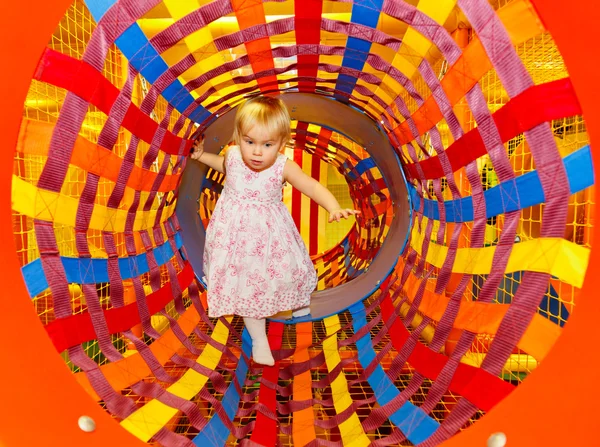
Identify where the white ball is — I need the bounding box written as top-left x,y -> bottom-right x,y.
78,415 -> 96,433
487,432 -> 507,447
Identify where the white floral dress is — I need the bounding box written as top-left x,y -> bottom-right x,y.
203,145 -> 317,318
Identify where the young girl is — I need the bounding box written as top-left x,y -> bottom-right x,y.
190,96 -> 358,366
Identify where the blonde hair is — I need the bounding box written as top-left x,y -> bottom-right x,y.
232,96 -> 291,146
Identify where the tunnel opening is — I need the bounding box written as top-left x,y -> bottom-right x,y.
177,92 -> 411,321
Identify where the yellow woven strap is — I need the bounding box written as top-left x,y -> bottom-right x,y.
391,0 -> 457,81
410,216 -> 589,288
121,316 -> 232,442
12,175 -> 176,232
323,315 -> 371,447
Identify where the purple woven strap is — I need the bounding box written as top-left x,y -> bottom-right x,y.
119,123 -> 165,340
71,63 -> 139,364
197,387 -> 257,439
370,428 -> 408,446
102,229 -> 189,387
163,219 -> 186,267
149,0 -> 234,53
34,219 -> 138,416
181,41 -> 421,121
170,354 -> 231,394
131,380 -> 209,431
379,0 -> 461,124
151,428 -> 196,447
68,345 -> 138,418
143,154 -> 172,212
36,0 -> 161,192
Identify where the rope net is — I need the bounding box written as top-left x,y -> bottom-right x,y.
11,0 -> 592,445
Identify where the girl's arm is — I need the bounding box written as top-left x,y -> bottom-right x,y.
190,138 -> 226,173
283,159 -> 359,222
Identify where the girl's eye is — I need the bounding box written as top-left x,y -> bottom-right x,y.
246,140 -> 253,145
265,143 -> 272,148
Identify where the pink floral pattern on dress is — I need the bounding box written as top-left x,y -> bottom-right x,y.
203,146 -> 317,318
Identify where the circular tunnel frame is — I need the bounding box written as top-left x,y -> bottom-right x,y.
176,92 -> 411,322
1,1 -> 599,446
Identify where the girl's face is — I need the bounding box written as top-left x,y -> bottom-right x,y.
239,125 -> 286,172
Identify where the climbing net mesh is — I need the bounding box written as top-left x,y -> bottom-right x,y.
12,0 -> 592,445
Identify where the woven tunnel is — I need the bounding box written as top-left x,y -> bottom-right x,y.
2,0 -> 598,446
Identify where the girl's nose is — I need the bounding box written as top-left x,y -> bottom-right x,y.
252,145 -> 262,156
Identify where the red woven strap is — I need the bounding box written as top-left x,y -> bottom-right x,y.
34,48 -> 192,156
45,262 -> 194,352
403,78 -> 581,179
250,322 -> 285,446
294,0 -> 322,92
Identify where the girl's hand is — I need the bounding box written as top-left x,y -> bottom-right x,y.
190,137 -> 204,161
328,209 -> 360,223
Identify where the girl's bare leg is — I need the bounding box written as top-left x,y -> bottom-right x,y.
243,317 -> 275,366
